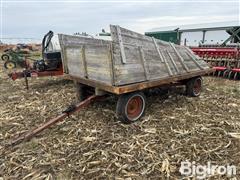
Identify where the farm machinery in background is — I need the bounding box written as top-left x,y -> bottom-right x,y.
183,27 -> 240,80
1,48 -> 31,69
145,24 -> 240,80
191,44 -> 240,80
7,31 -> 63,83
5,30 -> 111,85
1,43 -> 42,69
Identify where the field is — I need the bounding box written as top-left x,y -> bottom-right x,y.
0,62 -> 240,179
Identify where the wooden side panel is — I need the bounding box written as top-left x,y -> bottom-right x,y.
58,34 -> 113,85
112,44 -> 146,85
110,25 -> 210,86
59,26 -> 210,87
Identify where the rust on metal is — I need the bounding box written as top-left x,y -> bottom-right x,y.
9,66 -> 64,81
9,95 -> 103,146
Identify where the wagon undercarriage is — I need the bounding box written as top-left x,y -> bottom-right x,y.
58,25 -> 212,123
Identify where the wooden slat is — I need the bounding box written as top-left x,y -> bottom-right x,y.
114,63 -> 146,85
62,47 -> 69,73
160,50 -> 173,76
58,34 -> 110,46
138,46 -> 150,80
116,26 -> 127,64
58,35 -> 67,73
152,37 -> 164,63
108,43 -> 115,85
184,47 -> 205,70
169,42 -> 190,72
111,25 -> 169,46
81,45 -> 88,78
166,50 -> 180,74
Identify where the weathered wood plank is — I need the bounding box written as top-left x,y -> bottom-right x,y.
159,50 -> 173,76
147,64 -> 169,79
169,42 -> 190,72
114,63 -> 146,85
108,43 -> 115,85
116,26 -> 127,64
65,47 -> 84,77
112,43 -> 141,65
62,47 -> 69,73
166,50 -> 180,74
81,45 -> 88,78
59,34 -> 111,46
152,37 -> 164,63
184,47 -> 207,70
138,46 -> 150,80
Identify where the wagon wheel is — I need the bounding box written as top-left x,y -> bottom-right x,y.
186,76 -> 202,97
1,54 -> 10,61
116,92 -> 146,124
4,60 -> 16,69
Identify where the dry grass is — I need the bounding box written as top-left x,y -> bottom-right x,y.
0,62 -> 240,179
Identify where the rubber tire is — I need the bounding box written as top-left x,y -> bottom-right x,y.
1,54 -> 10,61
4,61 -> 16,69
116,92 -> 146,124
186,76 -> 203,97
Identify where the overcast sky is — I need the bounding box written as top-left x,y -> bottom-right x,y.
0,0 -> 239,42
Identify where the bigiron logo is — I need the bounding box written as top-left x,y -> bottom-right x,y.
179,161 -> 237,179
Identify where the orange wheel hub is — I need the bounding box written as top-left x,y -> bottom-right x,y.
126,96 -> 143,120
193,79 -> 202,95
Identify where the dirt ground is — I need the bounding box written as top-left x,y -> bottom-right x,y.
0,62 -> 240,179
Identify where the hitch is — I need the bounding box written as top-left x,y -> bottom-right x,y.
9,95 -> 104,147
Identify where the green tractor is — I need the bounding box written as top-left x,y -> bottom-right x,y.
1,48 -> 30,69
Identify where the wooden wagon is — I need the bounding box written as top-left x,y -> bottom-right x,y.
58,25 -> 212,123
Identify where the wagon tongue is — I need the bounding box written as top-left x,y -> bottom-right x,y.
8,95 -> 104,147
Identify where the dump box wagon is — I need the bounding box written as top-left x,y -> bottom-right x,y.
58,25 -> 212,123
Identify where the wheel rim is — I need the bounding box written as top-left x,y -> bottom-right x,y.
126,96 -> 144,121
6,62 -> 15,69
2,55 -> 9,61
193,78 -> 202,95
